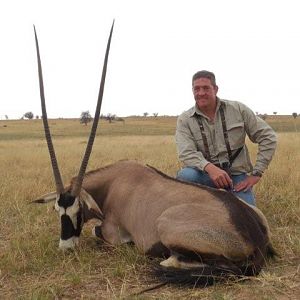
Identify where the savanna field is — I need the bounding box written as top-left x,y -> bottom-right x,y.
0,116 -> 299,299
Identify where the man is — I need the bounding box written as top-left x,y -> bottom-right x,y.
175,70 -> 277,205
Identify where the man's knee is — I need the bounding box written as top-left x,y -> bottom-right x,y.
234,190 -> 256,206
176,167 -> 200,183
176,167 -> 215,187
231,174 -> 256,206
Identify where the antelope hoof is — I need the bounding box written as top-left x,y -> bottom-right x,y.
160,255 -> 180,268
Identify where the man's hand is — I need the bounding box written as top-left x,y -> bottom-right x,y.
234,175 -> 261,192
204,163 -> 233,189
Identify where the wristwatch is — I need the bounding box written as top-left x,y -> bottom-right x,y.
252,170 -> 263,177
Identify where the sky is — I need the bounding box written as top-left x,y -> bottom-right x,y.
1,0 -> 300,119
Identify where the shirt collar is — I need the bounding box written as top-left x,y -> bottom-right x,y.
189,97 -> 225,118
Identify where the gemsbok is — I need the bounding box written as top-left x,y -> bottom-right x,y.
33,23 -> 275,286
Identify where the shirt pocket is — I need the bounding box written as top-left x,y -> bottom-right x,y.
189,121 -> 204,152
194,135 -> 205,153
227,122 -> 245,149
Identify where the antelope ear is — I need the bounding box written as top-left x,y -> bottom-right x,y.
79,189 -> 104,220
31,191 -> 58,204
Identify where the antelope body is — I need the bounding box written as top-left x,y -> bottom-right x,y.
36,160 -> 274,284
78,161 -> 272,269
33,23 -> 274,286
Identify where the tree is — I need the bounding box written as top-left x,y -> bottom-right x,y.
273,112 -> 277,115
143,112 -> 149,117
24,112 -> 34,119
106,113 -> 116,123
292,112 -> 298,132
259,113 -> 268,120
5,115 -> 8,120
153,113 -> 158,117
80,111 -> 92,125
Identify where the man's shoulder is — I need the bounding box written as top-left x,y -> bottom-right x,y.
221,99 -> 252,113
178,106 -> 195,119
221,99 -> 243,108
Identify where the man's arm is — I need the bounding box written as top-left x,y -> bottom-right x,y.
204,163 -> 233,189
235,103 -> 277,192
242,103 -> 277,174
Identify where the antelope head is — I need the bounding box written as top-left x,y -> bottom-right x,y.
33,23 -> 114,250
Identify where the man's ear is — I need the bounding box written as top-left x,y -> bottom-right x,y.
79,189 -> 104,220
214,85 -> 219,94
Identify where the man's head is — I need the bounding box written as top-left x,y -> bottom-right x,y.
192,70 -> 218,111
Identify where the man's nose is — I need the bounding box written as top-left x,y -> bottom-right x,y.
198,88 -> 206,95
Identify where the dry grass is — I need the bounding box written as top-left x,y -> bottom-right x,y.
0,117 -> 299,299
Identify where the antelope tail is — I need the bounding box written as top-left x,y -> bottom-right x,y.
152,264 -> 244,287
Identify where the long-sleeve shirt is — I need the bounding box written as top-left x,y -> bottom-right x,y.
175,99 -> 277,175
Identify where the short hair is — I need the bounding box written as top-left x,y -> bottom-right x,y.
192,70 -> 217,86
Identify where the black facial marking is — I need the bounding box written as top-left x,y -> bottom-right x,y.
58,192 -> 76,209
74,211 -> 83,237
61,214 -> 76,240
58,192 -> 83,240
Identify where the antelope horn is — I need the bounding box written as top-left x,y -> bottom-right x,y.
34,25 -> 65,194
71,21 -> 115,197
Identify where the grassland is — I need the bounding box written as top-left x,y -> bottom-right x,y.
0,116 -> 299,299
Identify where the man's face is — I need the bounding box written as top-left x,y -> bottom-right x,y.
192,77 -> 218,110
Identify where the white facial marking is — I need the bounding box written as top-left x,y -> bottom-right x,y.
65,197 -> 80,229
59,237 -> 76,250
54,194 -> 60,211
56,197 -> 80,229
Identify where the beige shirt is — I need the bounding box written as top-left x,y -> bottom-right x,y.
175,99 -> 277,175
